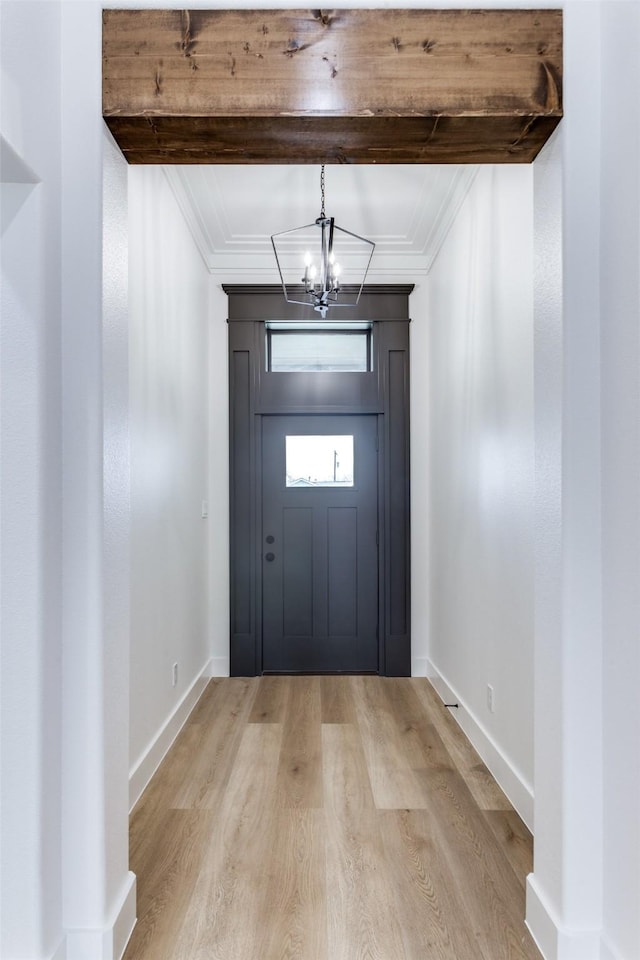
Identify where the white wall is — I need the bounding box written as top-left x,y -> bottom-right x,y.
417,166 -> 535,823
1,3 -> 135,958
527,5 -> 640,960
128,167 -> 212,797
60,9 -> 136,957
599,4 -> 640,958
1,4 -> 63,956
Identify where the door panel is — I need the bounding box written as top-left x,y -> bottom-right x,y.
262,415 -> 378,673
327,507 -> 357,636
282,507 -> 313,636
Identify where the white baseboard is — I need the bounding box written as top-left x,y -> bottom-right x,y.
411,656 -> 428,677
65,872 -> 137,960
426,659 -> 534,830
526,874 -> 602,960
425,658 -> 438,679
129,663 -> 212,810
208,655 -> 230,677
526,874 -> 560,960
113,872 -> 137,960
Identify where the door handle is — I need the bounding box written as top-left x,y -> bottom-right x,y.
265,552 -> 275,562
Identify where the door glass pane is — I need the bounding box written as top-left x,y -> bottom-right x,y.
286,435 -> 354,487
269,331 -> 369,372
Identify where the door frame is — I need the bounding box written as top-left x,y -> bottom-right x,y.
226,284 -> 413,676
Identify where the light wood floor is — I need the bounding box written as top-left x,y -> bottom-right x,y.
124,676 -> 541,960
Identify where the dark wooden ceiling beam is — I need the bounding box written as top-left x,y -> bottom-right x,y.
102,8 -> 562,165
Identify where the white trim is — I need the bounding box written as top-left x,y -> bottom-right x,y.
425,658 -> 438,679
526,874 -> 560,960
426,658 -> 534,829
49,937 -> 67,960
411,656 -> 428,677
0,133 -> 40,184
600,934 -> 625,960
113,873 -> 138,960
164,165 -> 478,280
163,167 -> 213,272
65,872 -> 137,960
128,662 -> 212,811
422,165 -> 479,273
525,874 -> 602,960
207,656 -> 230,677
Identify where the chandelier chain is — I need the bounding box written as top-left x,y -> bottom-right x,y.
320,165 -> 326,218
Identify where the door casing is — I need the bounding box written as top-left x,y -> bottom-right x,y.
226,284 -> 412,676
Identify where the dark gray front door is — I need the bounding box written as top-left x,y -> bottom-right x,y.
262,414 -> 379,672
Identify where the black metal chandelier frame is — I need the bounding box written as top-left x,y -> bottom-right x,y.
270,166 -> 376,319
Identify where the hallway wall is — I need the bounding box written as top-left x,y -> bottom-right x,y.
418,165 -> 536,823
0,3 -> 64,955
599,4 -> 640,956
2,3 -> 136,957
128,168 -> 212,799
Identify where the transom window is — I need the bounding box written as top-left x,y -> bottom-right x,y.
267,327 -> 371,373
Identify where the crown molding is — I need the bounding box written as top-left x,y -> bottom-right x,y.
163,167 -> 214,272
165,166 -> 479,279
421,166 -> 479,271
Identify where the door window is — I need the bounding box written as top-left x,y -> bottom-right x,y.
285,435 -> 354,487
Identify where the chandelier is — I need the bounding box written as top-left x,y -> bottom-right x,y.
270,166 -> 375,319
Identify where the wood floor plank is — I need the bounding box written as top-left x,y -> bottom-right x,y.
320,674 -> 357,723
276,676 -> 323,809
382,678 -> 456,772
378,808 -> 488,959
322,723 -> 375,814
483,810 -> 534,890
124,809 -> 214,960
171,677 -> 258,810
465,762 -> 514,811
415,768 -> 542,960
129,722 -> 205,865
412,680 -> 484,769
325,808 -> 409,960
353,675 -> 428,809
248,674 -> 290,723
171,723 -> 284,960
412,679 -> 517,810
258,809 -> 327,960
184,678 -> 224,726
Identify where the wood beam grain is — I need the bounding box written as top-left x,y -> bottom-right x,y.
103,8 -> 562,164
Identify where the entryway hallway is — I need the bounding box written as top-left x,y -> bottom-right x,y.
124,676 -> 541,959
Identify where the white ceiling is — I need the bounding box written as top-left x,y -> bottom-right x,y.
164,164 -> 478,284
